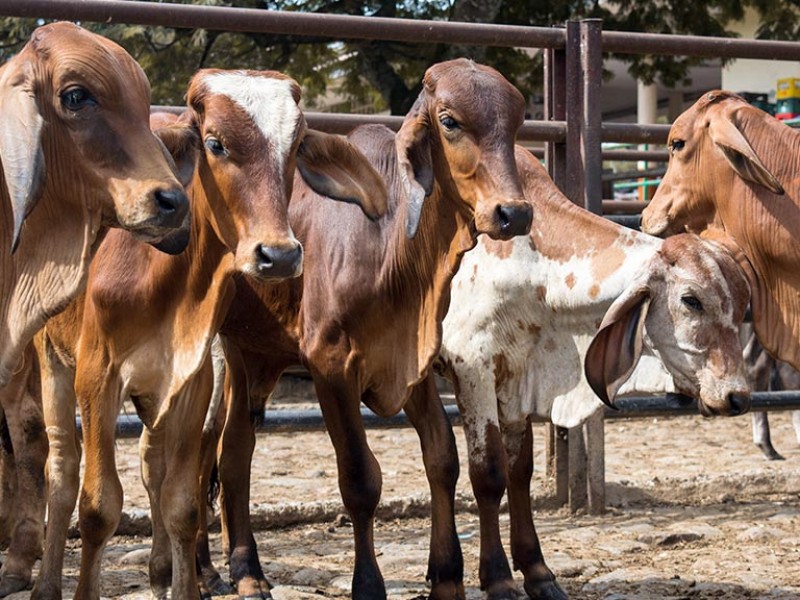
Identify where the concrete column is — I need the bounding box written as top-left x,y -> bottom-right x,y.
637,80 -> 658,124
637,81 -> 658,200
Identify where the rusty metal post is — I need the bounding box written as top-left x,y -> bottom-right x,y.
580,19 -> 603,215
564,20 -> 589,514
564,21 -> 583,206
544,40 -> 570,508
580,19 -> 606,515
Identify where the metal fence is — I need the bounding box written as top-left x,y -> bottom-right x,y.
3,0 -> 800,513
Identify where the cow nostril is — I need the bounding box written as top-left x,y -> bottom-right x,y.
255,243 -> 303,278
155,188 -> 187,215
496,203 -> 532,236
255,244 -> 274,269
727,393 -> 751,416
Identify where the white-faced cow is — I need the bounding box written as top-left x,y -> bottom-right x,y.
31,69 -> 386,600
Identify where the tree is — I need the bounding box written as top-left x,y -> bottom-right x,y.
0,0 -> 797,113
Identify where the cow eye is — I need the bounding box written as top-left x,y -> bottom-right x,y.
440,115 -> 459,131
670,139 -> 685,153
60,87 -> 96,111
681,295 -> 703,312
205,137 -> 227,157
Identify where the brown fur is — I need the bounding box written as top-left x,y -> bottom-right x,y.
211,58 -> 533,599
34,69 -> 386,600
642,90 -> 800,371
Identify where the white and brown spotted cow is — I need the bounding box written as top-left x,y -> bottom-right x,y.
432,148 -> 752,599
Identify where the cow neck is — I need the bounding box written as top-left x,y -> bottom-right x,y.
0,181 -> 102,388
376,176 -> 477,391
529,186 -> 659,307
179,178 -> 234,303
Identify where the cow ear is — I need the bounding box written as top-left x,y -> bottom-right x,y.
708,115 -> 784,195
584,286 -> 651,407
296,129 -> 388,221
0,59 -> 46,253
395,91 -> 433,238
152,116 -> 199,188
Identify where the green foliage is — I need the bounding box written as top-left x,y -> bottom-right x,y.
0,0 -> 797,114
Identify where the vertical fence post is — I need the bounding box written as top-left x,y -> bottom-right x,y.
580,18 -> 606,516
544,39 -> 570,509
563,20 -> 589,514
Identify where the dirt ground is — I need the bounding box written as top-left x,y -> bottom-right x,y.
5,406 -> 800,600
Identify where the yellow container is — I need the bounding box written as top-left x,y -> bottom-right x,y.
776,77 -> 800,100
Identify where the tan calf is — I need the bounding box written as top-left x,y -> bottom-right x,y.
35,69 -> 386,600
641,90 -> 800,371
0,22 -> 190,596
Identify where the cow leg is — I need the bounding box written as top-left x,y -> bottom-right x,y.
143,367 -> 211,600
141,426 -> 173,598
0,408 -> 16,551
32,332 -> 82,600
453,375 -> 516,599
196,339 -> 232,598
217,350 -> 273,599
314,376 -> 385,600
751,412 -> 783,460
196,425 -> 231,598
0,347 -> 46,598
504,420 -> 565,600
404,375 -> 464,600
73,358 -> 124,600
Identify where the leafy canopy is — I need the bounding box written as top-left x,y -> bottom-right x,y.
0,0 -> 796,113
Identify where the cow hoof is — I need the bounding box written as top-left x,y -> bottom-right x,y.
523,579 -> 568,600
0,574 -> 31,597
204,573 -> 233,596
756,443 -> 784,461
486,579 -> 527,600
428,581 -> 465,600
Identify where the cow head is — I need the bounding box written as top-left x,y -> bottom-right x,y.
585,234 -> 751,417
184,69 -> 386,280
0,22 -> 190,253
395,58 -> 532,239
641,90 -> 784,238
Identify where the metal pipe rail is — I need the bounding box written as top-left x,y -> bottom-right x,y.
103,391 -> 800,438
0,0 -> 566,49
6,1 -> 800,62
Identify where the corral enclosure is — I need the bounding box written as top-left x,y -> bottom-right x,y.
0,1 -> 799,598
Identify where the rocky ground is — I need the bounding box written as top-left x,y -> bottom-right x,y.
4,404 -> 800,599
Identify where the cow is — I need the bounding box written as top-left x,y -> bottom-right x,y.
434,148 -> 753,599
0,22 -> 191,596
31,69 -> 387,600
208,58 -> 533,599
640,90 -> 800,374
741,322 -> 800,460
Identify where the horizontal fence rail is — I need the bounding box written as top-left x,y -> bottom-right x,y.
103,392 -> 800,438
0,0 -> 566,49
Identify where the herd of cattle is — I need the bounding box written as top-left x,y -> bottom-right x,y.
0,19 -> 797,600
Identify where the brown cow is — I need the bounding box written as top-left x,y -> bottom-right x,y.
33,69 -> 386,600
0,22 -> 190,595
210,58 -> 532,599
641,90 -> 800,373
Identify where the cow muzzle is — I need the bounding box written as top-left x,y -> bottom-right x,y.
698,390 -> 751,417
251,241 -> 304,280
476,199 -> 532,240
117,184 -> 191,249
